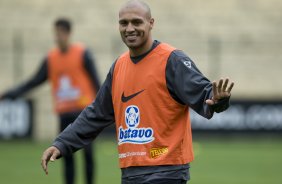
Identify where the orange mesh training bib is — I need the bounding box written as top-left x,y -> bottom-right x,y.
48,44 -> 96,114
112,43 -> 194,168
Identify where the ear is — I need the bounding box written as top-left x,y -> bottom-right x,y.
149,18 -> 154,30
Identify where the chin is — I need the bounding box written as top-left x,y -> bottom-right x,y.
125,42 -> 141,49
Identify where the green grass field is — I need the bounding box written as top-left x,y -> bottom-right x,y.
0,135 -> 281,184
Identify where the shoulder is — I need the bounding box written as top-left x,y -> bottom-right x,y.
47,47 -> 59,58
169,50 -> 193,63
158,42 -> 176,52
71,43 -> 86,53
48,46 -> 58,54
153,42 -> 177,58
115,51 -> 130,67
169,49 -> 190,59
166,49 -> 196,72
117,51 -> 130,60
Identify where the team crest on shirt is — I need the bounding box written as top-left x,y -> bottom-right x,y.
125,105 -> 140,128
118,105 -> 154,145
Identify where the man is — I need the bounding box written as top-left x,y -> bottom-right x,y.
41,1 -> 234,184
1,18 -> 100,184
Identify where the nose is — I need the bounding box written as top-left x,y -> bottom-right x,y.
126,23 -> 135,33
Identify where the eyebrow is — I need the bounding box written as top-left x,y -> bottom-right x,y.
119,17 -> 144,23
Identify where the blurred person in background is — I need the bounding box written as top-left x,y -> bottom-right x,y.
0,18 -> 100,184
41,1 -> 234,184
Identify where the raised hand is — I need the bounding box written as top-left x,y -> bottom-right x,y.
206,78 -> 234,106
41,146 -> 61,175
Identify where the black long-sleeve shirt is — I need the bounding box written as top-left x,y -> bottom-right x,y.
2,49 -> 101,99
52,41 -> 230,178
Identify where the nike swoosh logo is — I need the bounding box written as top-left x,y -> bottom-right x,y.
121,89 -> 145,103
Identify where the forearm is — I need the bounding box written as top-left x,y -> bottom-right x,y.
2,59 -> 48,98
83,50 -> 101,91
166,50 -> 231,118
52,65 -> 116,156
53,105 -> 114,156
166,50 -> 215,119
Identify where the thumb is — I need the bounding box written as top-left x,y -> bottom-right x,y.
50,150 -> 60,162
205,99 -> 215,105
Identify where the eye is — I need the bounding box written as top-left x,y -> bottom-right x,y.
119,20 -> 128,27
132,20 -> 143,26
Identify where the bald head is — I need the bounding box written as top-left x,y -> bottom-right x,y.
118,0 -> 154,56
119,0 -> 151,20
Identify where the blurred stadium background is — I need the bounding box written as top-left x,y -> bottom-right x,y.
0,0 -> 281,184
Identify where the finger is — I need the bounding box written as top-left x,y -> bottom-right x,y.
212,81 -> 218,98
205,99 -> 215,105
42,160 -> 48,175
41,152 -> 50,175
50,151 -> 60,162
217,78 -> 223,93
227,82 -> 234,93
41,155 -> 49,175
222,78 -> 229,92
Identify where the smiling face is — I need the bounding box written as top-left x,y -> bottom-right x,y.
119,1 -> 154,56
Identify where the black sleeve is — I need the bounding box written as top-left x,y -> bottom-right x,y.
52,62 -> 116,156
83,50 -> 101,92
166,50 -> 222,119
1,58 -> 48,99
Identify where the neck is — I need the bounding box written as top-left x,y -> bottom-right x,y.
59,43 -> 70,53
129,38 -> 153,57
